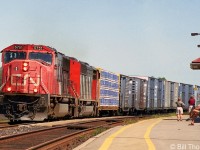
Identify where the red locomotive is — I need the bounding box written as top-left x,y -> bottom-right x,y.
0,44 -> 99,121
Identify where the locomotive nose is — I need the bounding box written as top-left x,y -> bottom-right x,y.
4,61 -> 40,94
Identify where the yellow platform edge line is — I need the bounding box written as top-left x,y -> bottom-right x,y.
144,119 -> 162,150
98,120 -> 146,150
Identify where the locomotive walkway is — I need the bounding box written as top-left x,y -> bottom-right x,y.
74,116 -> 200,150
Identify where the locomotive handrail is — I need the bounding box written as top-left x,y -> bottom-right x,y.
41,80 -> 50,94
0,82 -> 6,91
68,80 -> 80,99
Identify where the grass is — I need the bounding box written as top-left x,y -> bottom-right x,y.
123,112 -> 177,125
149,112 -> 175,118
123,118 -> 139,125
92,127 -> 108,136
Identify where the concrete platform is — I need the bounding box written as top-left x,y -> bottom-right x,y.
74,116 -> 200,150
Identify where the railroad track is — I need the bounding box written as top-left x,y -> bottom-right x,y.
0,116 -> 135,150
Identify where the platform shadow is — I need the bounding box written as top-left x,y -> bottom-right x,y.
163,117 -> 200,123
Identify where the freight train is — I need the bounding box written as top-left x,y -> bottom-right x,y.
0,44 -> 199,122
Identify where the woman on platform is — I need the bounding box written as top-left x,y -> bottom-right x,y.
175,97 -> 185,121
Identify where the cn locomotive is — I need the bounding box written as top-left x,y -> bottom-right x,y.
0,44 -> 199,122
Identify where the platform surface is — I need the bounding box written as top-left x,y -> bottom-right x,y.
74,115 -> 200,150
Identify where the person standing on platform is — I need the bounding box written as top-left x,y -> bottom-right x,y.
175,97 -> 185,121
189,104 -> 200,125
186,95 -> 195,121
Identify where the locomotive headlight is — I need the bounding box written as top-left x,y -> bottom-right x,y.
23,66 -> 28,71
7,87 -> 11,92
23,62 -> 29,71
33,88 -> 38,93
23,62 -> 28,67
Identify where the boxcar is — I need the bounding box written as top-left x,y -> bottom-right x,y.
170,81 -> 179,109
120,75 -> 147,114
98,68 -> 120,116
132,76 -> 159,111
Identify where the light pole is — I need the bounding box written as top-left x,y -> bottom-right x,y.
191,33 -> 200,36
191,33 -> 200,48
190,33 -> 200,69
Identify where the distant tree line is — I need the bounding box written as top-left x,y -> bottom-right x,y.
158,77 -> 166,80
150,76 -> 166,81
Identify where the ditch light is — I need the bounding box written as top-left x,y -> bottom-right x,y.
190,58 -> 200,70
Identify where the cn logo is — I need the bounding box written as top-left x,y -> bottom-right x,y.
11,74 -> 40,86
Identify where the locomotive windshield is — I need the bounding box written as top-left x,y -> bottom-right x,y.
29,52 -> 52,65
4,51 -> 26,63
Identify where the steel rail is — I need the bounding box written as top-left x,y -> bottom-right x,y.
27,119 -> 123,150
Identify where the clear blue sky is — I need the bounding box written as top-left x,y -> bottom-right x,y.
1,0 -> 200,85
